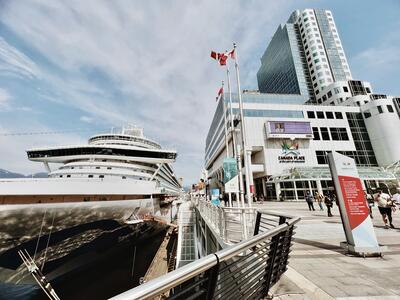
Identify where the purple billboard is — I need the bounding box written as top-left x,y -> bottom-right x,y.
269,121 -> 312,135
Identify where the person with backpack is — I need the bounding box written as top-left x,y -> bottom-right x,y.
305,191 -> 315,211
324,192 -> 334,217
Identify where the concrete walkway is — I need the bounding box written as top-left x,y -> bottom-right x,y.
256,201 -> 400,300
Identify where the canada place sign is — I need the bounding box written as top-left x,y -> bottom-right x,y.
278,141 -> 305,163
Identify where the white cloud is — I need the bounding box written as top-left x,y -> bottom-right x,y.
0,0 -> 295,183
0,37 -> 40,79
0,88 -> 11,109
80,115 -> 94,123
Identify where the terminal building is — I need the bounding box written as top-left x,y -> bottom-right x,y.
204,9 -> 400,200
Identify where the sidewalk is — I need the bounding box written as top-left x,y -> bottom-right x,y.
257,201 -> 400,299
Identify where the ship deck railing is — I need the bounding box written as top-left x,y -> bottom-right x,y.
110,198 -> 300,300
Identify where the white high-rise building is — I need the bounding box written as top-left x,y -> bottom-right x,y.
292,9 -> 352,96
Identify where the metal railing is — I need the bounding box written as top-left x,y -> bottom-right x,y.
196,199 -> 257,244
109,210 -> 300,300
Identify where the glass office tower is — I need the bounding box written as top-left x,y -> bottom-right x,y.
257,9 -> 352,100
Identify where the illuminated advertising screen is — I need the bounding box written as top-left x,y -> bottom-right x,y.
266,121 -> 312,139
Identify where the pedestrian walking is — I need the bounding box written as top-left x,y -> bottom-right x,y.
391,188 -> 400,207
365,189 -> 374,219
315,192 -> 324,211
374,189 -> 395,229
305,191 -> 315,211
223,193 -> 229,207
259,194 -> 265,204
324,193 -> 333,217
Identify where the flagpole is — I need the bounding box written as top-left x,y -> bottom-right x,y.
226,65 -> 241,207
221,81 -> 233,207
233,42 -> 253,208
221,81 -> 229,159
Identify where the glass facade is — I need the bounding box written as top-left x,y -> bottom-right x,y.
314,9 -> 348,82
205,99 -> 224,160
227,92 -> 308,105
256,24 -> 312,101
345,112 -> 377,166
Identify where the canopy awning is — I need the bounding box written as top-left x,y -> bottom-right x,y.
266,166 -> 397,182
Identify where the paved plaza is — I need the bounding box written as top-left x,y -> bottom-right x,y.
256,201 -> 400,300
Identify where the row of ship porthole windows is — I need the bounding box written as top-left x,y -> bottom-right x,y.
63,165 -> 153,174
57,174 -> 147,180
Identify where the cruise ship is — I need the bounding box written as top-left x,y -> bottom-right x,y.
0,125 -> 181,206
0,126 -> 182,299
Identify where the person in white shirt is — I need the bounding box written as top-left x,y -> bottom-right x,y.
374,189 -> 394,229
391,188 -> 400,205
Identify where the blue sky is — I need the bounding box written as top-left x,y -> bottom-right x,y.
0,0 -> 399,183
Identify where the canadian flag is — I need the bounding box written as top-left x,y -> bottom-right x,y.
216,86 -> 224,101
210,49 -> 235,66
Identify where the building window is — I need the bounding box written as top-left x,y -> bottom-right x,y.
316,151 -> 329,164
387,105 -> 394,113
364,110 -> 371,119
312,76 -> 316,81
326,111 -> 334,119
316,111 -> 324,119
334,87 -> 340,94
327,91 -> 332,98
320,127 -> 330,140
343,86 -> 349,92
345,112 -> 378,166
377,106 -> 383,114
312,127 -> 320,140
330,128 -> 349,140
314,59 -> 320,64
307,111 -> 315,118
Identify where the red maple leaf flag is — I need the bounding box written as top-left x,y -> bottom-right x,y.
216,86 -> 224,101
227,48 -> 235,59
210,50 -> 228,66
210,51 -> 219,61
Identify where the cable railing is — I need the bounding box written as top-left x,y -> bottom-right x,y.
109,208 -> 300,300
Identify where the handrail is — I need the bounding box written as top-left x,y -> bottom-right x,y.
109,211 -> 300,300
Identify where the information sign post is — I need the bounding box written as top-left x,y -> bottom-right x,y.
328,152 -> 383,256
